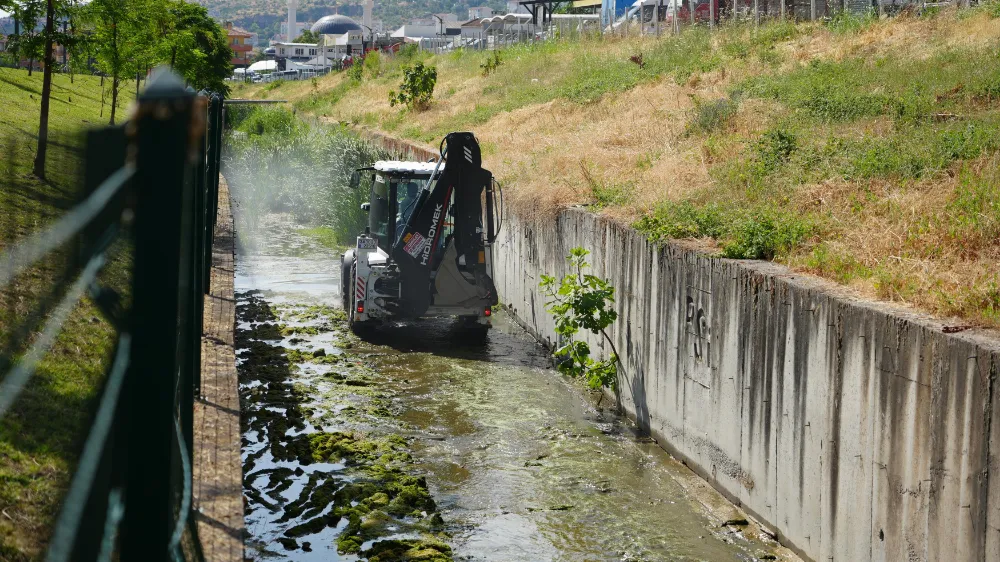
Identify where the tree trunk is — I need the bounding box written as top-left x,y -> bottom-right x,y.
33,0 -> 56,179
109,16 -> 119,125
28,59 -> 34,77
110,77 -> 119,125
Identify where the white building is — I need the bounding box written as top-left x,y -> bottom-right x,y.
391,23 -> 462,50
468,6 -> 494,19
272,42 -> 320,63
272,31 -> 365,68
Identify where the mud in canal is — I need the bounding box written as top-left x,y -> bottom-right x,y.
235,215 -> 792,562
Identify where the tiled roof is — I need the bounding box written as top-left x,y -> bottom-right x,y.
227,26 -> 253,37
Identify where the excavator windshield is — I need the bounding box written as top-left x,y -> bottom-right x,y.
369,174 -> 434,249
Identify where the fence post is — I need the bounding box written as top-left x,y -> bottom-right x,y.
120,67 -> 197,562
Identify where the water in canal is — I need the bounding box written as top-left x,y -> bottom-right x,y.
235,215 -> 789,562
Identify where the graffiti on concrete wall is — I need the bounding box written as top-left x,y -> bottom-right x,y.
686,295 -> 709,361
685,286 -> 712,388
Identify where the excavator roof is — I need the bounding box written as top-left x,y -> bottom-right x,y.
373,161 -> 439,175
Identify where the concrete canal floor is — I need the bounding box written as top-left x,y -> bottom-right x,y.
234,214 -> 796,562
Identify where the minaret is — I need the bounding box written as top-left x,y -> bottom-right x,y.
287,0 -> 298,41
363,0 -> 373,31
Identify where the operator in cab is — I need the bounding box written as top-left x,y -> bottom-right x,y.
395,181 -> 420,241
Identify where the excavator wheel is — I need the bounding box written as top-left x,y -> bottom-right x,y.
340,257 -> 352,313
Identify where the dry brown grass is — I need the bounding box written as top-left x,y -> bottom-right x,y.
790,7 -> 1000,63
233,7 -> 1000,326
788,152 -> 1000,322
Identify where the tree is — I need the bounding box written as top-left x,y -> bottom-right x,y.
540,248 -> 622,390
4,0 -> 45,76
388,62 -> 437,110
82,0 -> 158,124
1,0 -> 79,178
294,28 -> 318,43
33,0 -> 55,178
155,0 -> 232,94
33,0 -> 79,178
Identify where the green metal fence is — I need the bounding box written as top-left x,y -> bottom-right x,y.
0,67 -> 225,561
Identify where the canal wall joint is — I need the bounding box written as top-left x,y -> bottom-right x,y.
193,175 -> 244,561
493,208 -> 1000,562
358,129 -> 1000,562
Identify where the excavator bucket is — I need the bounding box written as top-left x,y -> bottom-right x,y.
391,132 -> 497,317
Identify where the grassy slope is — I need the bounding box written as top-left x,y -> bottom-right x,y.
234,5 -> 1000,327
0,67 -> 130,560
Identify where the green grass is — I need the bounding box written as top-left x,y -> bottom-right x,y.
634,201 -> 814,260
298,226 -> 346,252
0,66 -> 131,559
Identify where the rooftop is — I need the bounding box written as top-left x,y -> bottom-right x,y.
311,14 -> 362,35
373,161 -> 440,174
224,22 -> 253,37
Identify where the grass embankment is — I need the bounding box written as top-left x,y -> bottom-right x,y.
0,67 -> 130,559
235,5 -> 1000,327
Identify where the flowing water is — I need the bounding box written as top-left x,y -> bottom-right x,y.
235,215 -> 789,562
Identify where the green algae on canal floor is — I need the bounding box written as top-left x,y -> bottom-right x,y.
237,287 -> 453,561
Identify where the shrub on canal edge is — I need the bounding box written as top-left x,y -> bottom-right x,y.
540,247 -> 621,390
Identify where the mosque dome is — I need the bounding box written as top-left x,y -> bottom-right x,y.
311,15 -> 363,35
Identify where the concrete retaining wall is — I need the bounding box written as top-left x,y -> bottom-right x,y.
354,128 -> 1000,561
493,208 -> 1000,561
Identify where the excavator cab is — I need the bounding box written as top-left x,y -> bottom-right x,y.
341,132 -> 502,335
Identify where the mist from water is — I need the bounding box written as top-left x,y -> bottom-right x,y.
221,106 -> 393,254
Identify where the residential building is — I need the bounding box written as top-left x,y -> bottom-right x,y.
225,21 -> 253,68
272,42 -> 320,64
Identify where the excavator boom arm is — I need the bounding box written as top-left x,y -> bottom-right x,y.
390,132 -> 498,317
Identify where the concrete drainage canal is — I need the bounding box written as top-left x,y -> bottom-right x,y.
233,213 -> 794,561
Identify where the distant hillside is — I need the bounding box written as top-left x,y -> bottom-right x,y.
198,0 -> 507,42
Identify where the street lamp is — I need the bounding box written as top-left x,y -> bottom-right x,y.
431,14 -> 444,52
360,24 -> 374,54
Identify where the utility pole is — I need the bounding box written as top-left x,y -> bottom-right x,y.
656,0 -> 662,36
